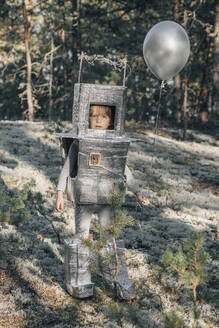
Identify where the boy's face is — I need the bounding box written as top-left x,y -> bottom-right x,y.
89,106 -> 111,130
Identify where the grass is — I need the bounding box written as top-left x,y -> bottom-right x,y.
0,121 -> 218,328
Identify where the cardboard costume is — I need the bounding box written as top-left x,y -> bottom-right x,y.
57,83 -> 140,299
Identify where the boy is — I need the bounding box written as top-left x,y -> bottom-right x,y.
56,105 -> 149,299
56,105 -> 149,216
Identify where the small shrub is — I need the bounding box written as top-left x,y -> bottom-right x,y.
81,189 -> 134,298
11,197 -> 25,210
193,305 -> 201,320
161,233 -> 211,303
164,311 -> 184,328
21,179 -> 35,200
0,207 -> 11,223
0,193 -> 7,206
0,181 -> 35,226
10,209 -> 30,226
104,302 -> 138,326
104,302 -> 124,321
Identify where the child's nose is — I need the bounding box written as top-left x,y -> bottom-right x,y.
96,116 -> 101,122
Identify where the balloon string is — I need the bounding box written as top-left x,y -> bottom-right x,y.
144,80 -> 165,203
149,80 -> 165,171
153,80 -> 165,145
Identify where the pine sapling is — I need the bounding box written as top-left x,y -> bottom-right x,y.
163,311 -> 185,328
81,188 -> 134,297
161,233 -> 210,304
110,190 -> 133,290
0,182 -> 33,226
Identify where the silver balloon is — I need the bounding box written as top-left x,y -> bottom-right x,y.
143,21 -> 190,80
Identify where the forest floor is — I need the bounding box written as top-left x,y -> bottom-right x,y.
0,120 -> 218,328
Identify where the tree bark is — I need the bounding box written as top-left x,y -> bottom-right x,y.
72,0 -> 79,82
213,3 -> 219,115
183,77 -> 188,140
173,0 -> 181,123
58,0 -> 68,120
198,33 -> 210,123
49,34 -> 54,122
23,0 -> 34,121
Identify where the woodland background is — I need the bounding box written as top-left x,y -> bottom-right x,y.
0,0 -> 219,132
0,1 -> 219,327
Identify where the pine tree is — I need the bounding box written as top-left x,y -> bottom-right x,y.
81,188 -> 134,297
161,233 -> 211,304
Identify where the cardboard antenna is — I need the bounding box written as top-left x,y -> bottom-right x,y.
77,53 -> 127,87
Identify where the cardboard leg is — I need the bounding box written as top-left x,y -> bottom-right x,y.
64,238 -> 94,298
99,239 -> 136,300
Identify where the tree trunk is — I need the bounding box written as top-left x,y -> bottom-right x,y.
174,74 -> 181,123
72,0 -> 79,82
183,77 -> 188,140
58,0 -> 69,120
213,3 -> 219,115
198,33 -> 210,124
23,0 -> 34,121
173,0 -> 181,123
49,34 -> 54,122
